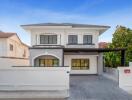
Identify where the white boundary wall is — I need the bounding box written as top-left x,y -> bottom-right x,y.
129,62 -> 132,67
0,67 -> 70,90
118,67 -> 132,92
0,67 -> 70,98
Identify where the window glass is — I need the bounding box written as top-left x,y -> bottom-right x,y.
48,35 -> 53,44
83,35 -> 92,44
23,49 -> 26,57
53,59 -> 59,66
40,59 -> 44,66
71,59 -> 89,70
68,35 -> 78,44
52,35 -> 57,44
10,44 -> 13,51
44,35 -> 48,44
40,35 -> 57,44
39,59 -> 59,67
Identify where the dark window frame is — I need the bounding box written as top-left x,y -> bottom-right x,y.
68,35 -> 78,44
39,59 -> 59,67
83,35 -> 92,44
71,59 -> 89,70
40,35 -> 57,44
23,49 -> 26,57
10,44 -> 13,51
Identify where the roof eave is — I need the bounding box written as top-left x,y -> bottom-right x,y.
98,26 -> 110,35
21,25 -> 71,28
21,24 -> 110,36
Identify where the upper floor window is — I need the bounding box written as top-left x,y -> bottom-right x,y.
68,35 -> 78,44
83,35 -> 92,44
9,44 -> 13,51
40,35 -> 57,44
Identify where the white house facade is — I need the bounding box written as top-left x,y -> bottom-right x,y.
21,23 -> 110,75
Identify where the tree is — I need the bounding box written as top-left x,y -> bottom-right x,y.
104,26 -> 132,67
104,44 -> 120,68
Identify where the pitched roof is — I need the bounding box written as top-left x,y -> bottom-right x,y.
21,23 -> 110,28
0,31 -> 16,38
0,31 -> 29,47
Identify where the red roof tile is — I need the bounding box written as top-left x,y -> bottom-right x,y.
99,42 -> 109,48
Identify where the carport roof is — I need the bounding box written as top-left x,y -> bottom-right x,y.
30,46 -> 126,52
64,48 -> 126,52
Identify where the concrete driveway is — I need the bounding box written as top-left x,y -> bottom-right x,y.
69,75 -> 132,100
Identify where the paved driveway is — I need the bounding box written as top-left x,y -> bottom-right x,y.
69,75 -> 132,100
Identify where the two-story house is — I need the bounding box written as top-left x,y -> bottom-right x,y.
21,23 -> 110,74
0,31 -> 29,68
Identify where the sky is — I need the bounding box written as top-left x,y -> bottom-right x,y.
0,0 -> 132,45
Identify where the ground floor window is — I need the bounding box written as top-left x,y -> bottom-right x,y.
39,59 -> 59,67
34,55 -> 60,67
71,59 -> 89,70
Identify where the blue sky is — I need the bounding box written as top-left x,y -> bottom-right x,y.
0,0 -> 132,45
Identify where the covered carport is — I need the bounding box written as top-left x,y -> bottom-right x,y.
97,48 -> 126,66
64,48 -> 126,75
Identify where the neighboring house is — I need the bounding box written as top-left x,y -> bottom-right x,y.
0,31 -> 29,68
21,23 -> 110,74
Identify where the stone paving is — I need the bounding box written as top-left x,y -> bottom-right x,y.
69,75 -> 132,100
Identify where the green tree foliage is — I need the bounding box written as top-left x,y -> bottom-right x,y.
104,44 -> 120,68
104,26 -> 132,67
